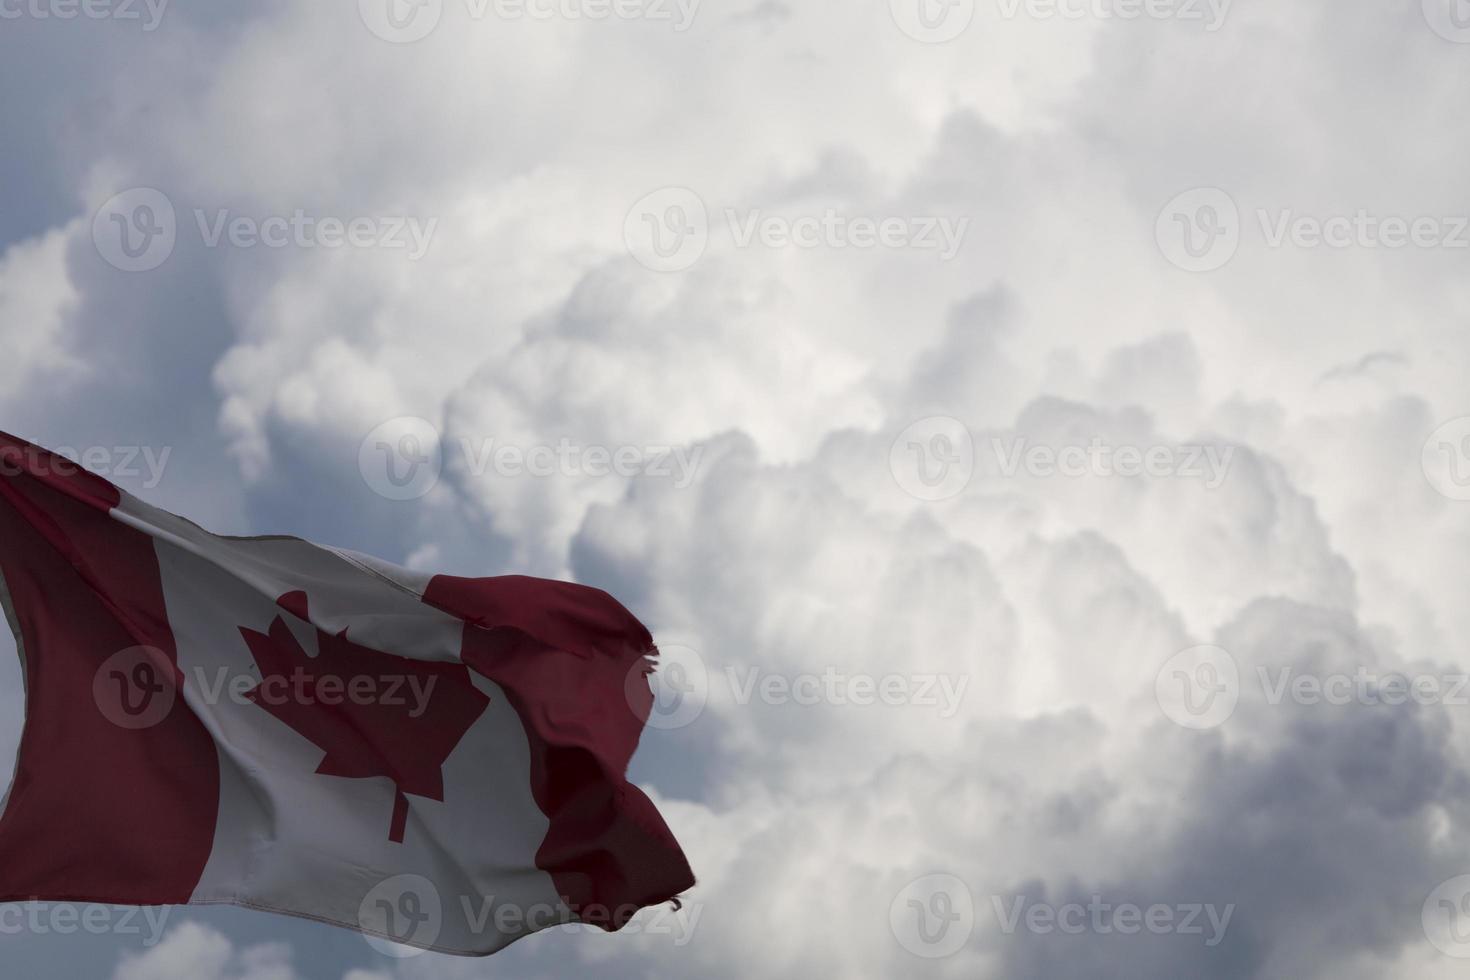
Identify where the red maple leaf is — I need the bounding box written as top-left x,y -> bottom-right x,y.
239,591 -> 490,843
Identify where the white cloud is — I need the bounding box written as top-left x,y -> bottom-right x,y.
13,0 -> 1470,977
0,225 -> 80,398
111,922 -> 303,980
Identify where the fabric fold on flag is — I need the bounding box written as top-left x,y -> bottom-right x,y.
0,430 -> 695,955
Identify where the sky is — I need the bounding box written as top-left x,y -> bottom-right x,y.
4,0 -> 1470,976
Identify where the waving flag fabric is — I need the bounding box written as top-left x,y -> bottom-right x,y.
0,431 -> 693,955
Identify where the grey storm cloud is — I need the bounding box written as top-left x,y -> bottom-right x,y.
1,0 -> 1469,978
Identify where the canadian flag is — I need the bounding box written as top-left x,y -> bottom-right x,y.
0,432 -> 694,955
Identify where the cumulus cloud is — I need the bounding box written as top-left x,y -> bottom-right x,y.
0,225 -> 80,398
6,0 -> 1470,978
111,922 -> 304,980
